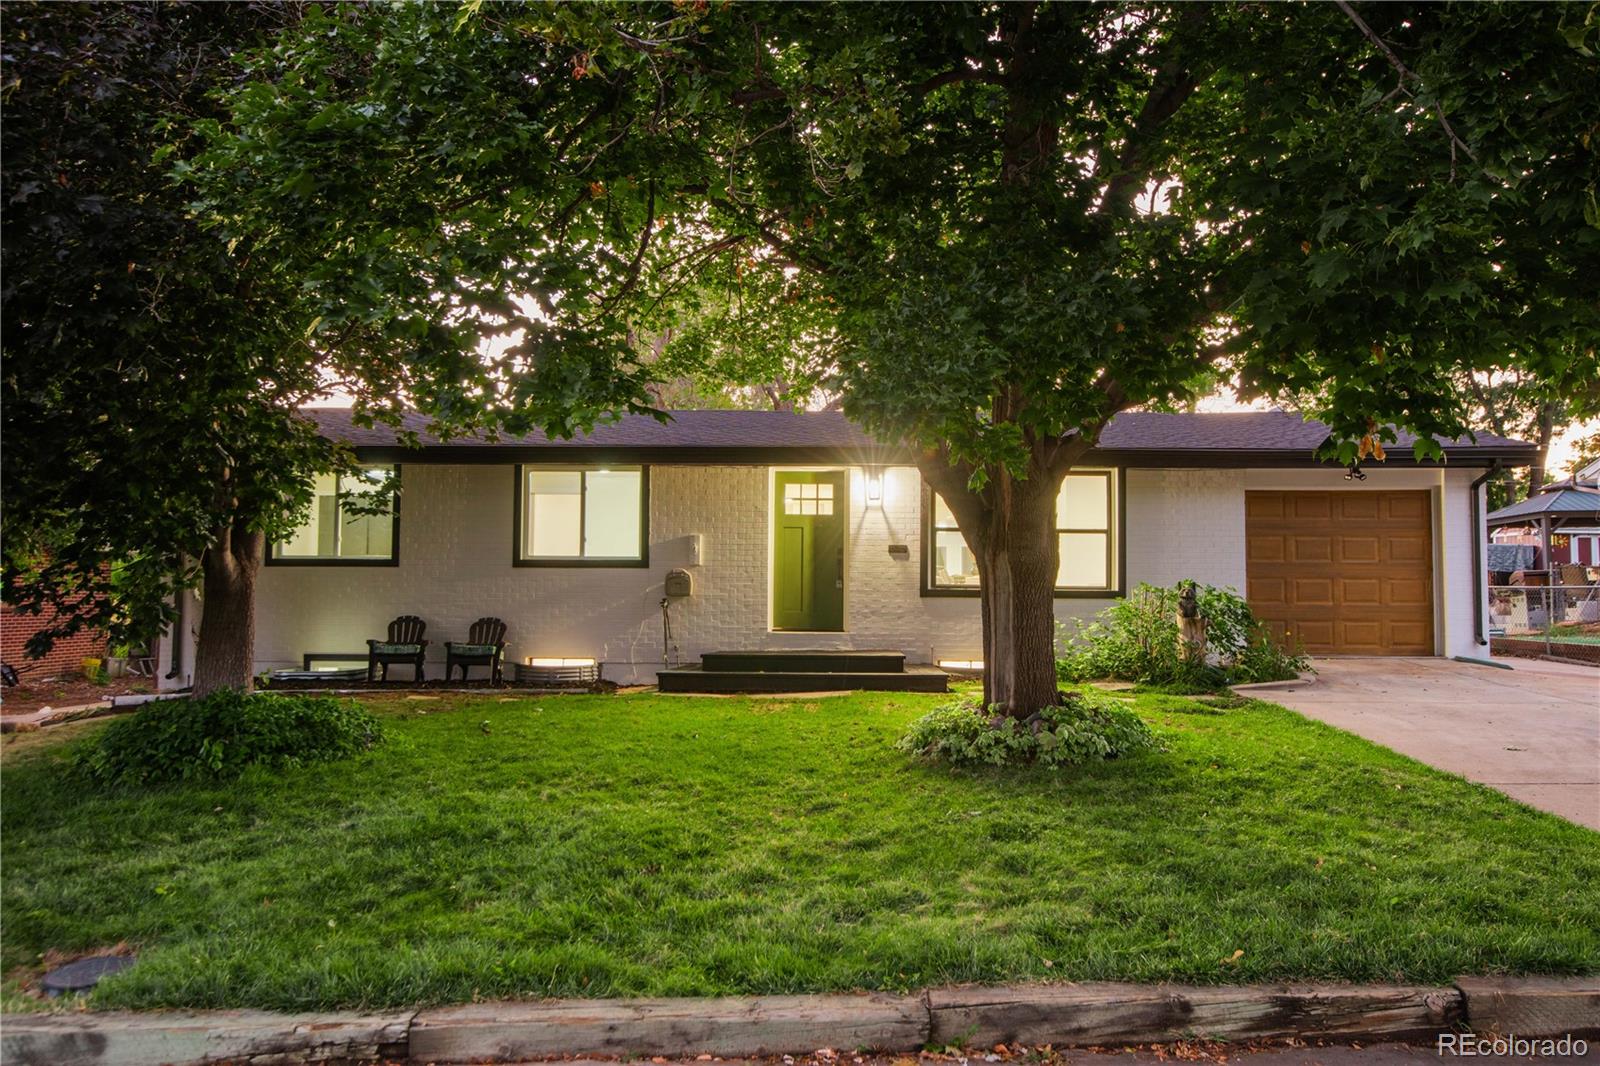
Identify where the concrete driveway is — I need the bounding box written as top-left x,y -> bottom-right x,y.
1258,657 -> 1599,830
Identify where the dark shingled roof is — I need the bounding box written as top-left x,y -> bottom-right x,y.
1487,479 -> 1600,523
304,407 -> 1535,468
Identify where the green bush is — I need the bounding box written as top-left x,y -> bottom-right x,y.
896,690 -> 1162,768
1057,582 -> 1308,690
78,690 -> 383,786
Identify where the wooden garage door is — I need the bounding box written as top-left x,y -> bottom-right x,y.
1245,491 -> 1434,655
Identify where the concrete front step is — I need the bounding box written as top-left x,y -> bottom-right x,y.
699,650 -> 907,674
658,664 -> 948,694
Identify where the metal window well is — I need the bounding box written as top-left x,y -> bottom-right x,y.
514,658 -> 599,685
269,668 -> 368,683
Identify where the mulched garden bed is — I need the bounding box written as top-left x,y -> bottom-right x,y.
259,676 -> 617,695
1,677 -> 155,715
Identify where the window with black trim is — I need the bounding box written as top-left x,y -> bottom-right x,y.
516,465 -> 648,565
926,470 -> 1118,593
270,466 -> 398,565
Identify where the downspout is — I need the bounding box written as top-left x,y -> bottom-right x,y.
163,588 -> 186,680
1469,460 -> 1502,646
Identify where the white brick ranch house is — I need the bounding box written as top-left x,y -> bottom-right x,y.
156,408 -> 1534,689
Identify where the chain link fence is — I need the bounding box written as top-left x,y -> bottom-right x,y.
1489,584 -> 1600,665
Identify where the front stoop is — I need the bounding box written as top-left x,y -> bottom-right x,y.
2,977 -> 1593,1065
658,649 -> 949,694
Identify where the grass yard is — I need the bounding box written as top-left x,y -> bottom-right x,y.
2,688 -> 1597,1011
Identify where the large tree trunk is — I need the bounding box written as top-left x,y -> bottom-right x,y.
975,472 -> 1063,713
190,521 -> 264,697
920,424 -> 1099,719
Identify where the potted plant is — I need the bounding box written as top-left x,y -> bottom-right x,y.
105,644 -> 132,678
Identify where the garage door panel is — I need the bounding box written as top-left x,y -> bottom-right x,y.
1387,494 -> 1430,521
1388,577 -> 1431,606
1388,620 -> 1432,651
1341,577 -> 1382,605
1338,495 -> 1381,521
1293,620 -> 1335,647
1388,535 -> 1430,564
1292,577 -> 1334,605
1339,619 -> 1383,651
1247,494 -> 1286,520
1249,576 -> 1287,607
1291,536 -> 1332,563
1246,491 -> 1433,656
1248,535 -> 1286,563
1290,495 -> 1330,520
1338,536 -> 1381,563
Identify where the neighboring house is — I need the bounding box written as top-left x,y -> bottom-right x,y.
1,591 -> 108,681
1487,475 -> 1600,570
156,409 -> 1534,688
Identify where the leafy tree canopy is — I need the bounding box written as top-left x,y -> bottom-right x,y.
196,1 -> 1600,477
0,1 -> 650,676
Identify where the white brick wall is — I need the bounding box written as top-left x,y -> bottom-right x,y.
160,461 -> 1487,687
1125,469 -> 1248,590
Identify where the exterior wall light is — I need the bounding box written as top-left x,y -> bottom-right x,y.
866,467 -> 883,502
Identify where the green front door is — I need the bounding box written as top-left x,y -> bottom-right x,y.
772,471 -> 846,632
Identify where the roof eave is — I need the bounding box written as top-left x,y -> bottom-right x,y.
346,441 -> 1538,469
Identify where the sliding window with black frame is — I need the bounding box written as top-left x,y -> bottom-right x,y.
514,465 -> 650,567
921,469 -> 1122,597
268,465 -> 400,566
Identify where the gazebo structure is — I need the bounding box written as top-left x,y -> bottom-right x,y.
1487,475 -> 1600,574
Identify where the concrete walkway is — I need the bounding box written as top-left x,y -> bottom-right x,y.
1263,657 -> 1599,830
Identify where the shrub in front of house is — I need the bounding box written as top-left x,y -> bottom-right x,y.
897,690 -> 1161,768
1057,582 -> 1308,690
77,690 -> 384,786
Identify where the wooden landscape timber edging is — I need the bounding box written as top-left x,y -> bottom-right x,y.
0,1008 -> 413,1066
0,977 -> 1593,1066
923,982 -> 1463,1047
1453,976 -> 1600,1039
408,993 -> 928,1063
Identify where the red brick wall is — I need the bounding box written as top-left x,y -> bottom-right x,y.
1,601 -> 109,680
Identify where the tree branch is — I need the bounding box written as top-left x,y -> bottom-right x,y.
913,66 -> 1007,96
733,62 -> 1002,110
603,176 -> 656,308
1099,12 -> 1205,215
1333,0 -> 1479,174
731,85 -> 786,106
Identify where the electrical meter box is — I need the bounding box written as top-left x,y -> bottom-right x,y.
664,568 -> 694,597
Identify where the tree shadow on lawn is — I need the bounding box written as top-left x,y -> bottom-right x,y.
1,691 -> 1596,1010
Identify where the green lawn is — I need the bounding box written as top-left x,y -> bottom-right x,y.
2,688 -> 1596,1011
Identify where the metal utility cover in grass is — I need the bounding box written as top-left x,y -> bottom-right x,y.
41,955 -> 134,997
